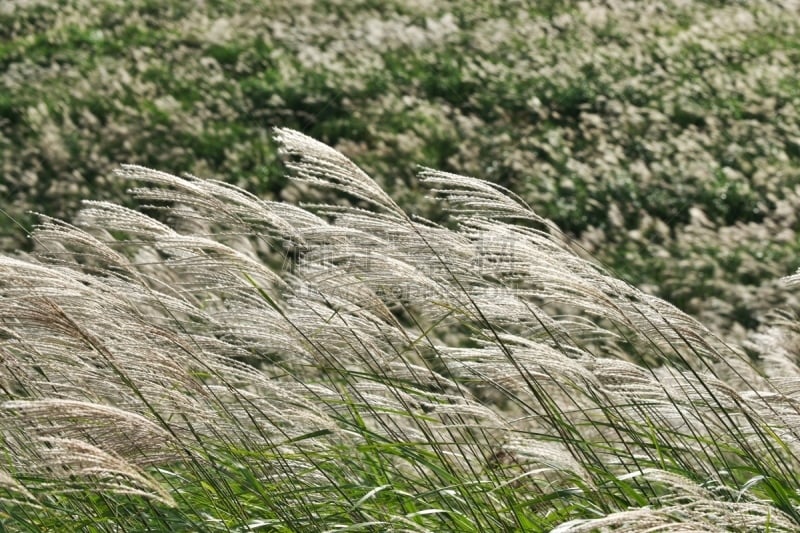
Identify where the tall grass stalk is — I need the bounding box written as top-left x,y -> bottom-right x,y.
2,129 -> 800,531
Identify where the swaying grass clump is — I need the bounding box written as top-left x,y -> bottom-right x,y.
2,129 -> 800,531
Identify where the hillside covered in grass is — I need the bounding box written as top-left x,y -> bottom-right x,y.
3,0 -> 800,336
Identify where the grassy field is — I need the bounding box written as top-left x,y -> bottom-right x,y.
3,0 -> 800,530
3,129 -> 800,531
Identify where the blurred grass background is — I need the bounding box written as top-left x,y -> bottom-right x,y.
2,0 -> 800,335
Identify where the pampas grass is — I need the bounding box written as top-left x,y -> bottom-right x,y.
2,129 -> 800,531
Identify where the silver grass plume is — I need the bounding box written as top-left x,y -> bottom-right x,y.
0,129 -> 799,530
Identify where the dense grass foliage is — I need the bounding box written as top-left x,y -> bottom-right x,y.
3,130 -> 800,531
3,0 -> 800,334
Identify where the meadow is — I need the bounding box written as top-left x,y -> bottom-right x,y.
3,0 -> 800,530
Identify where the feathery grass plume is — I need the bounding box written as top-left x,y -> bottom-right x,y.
2,128 -> 800,530
0,469 -> 36,503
